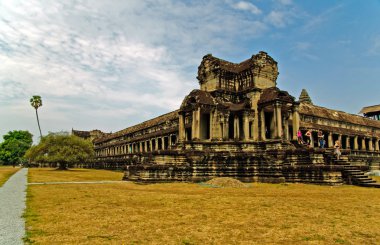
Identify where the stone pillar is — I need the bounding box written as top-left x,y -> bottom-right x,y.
345,136 -> 350,149
283,116 -> 289,140
155,138 -> 159,151
243,112 -> 250,141
260,109 -> 266,141
274,101 -> 282,139
328,132 -> 333,148
292,105 -> 300,141
192,107 -> 201,140
140,142 -> 143,152
149,140 -> 153,152
178,113 -> 185,142
209,111 -> 214,140
168,135 -> 172,149
354,136 -> 358,150
361,138 -> 366,151
223,115 -> 229,140
375,138 -> 379,151
369,138 -> 374,151
234,115 -> 240,140
253,110 -> 259,141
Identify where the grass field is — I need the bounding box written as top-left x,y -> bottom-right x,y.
28,168 -> 124,183
0,166 -> 20,187
24,169 -> 380,244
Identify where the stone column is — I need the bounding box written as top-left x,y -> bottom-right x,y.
345,136 -> 350,149
149,140 -> 153,152
328,132 -> 333,148
361,138 -> 366,151
260,109 -> 266,141
375,138 -> 380,151
178,113 -> 185,142
292,105 -> 300,141
354,136 -> 358,150
243,112 -> 250,141
209,111 -> 214,140
253,110 -> 259,141
234,115 -> 240,140
168,135 -> 172,149
283,115 -> 289,140
155,138 -> 159,151
369,138 -> 374,151
223,115 -> 229,140
192,107 -> 201,140
274,101 -> 282,139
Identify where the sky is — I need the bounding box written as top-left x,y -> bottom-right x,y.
1,0 -> 380,143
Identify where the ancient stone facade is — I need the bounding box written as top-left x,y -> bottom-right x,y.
91,51 -> 380,186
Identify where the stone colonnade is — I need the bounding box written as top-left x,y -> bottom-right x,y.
96,133 -> 178,157
304,130 -> 380,152
179,101 -> 300,142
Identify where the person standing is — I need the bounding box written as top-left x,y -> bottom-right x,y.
305,130 -> 312,146
297,130 -> 304,144
318,131 -> 325,148
334,140 -> 341,160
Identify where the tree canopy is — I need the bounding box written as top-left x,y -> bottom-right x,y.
0,130 -> 33,166
25,132 -> 94,170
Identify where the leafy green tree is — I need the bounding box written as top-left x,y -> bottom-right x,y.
0,130 -> 33,166
30,95 -> 43,138
25,132 -> 94,170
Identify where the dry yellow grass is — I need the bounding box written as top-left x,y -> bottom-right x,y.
25,173 -> 380,244
0,166 -> 20,187
28,168 -> 124,183
372,176 -> 380,183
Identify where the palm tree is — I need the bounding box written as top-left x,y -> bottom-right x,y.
30,95 -> 43,138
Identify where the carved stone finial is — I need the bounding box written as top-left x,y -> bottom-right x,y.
299,89 -> 313,104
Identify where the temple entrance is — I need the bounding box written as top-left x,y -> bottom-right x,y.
185,128 -> 192,141
264,111 -> 273,139
228,114 -> 234,139
200,112 -> 210,140
164,137 -> 169,150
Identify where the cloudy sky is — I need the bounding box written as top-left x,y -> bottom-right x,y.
1,0 -> 380,143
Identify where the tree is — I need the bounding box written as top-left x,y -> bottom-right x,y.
30,95 -> 43,138
0,130 -> 33,166
25,132 -> 94,170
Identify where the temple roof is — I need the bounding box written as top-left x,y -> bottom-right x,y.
359,104 -> 380,115
180,89 -> 217,109
258,87 -> 295,105
94,110 -> 179,143
299,103 -> 380,128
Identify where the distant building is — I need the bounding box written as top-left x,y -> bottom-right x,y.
359,105 -> 380,120
85,51 -> 380,186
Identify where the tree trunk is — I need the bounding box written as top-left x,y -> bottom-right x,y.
35,109 -> 42,138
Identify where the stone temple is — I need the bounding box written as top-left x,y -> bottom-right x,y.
76,51 -> 380,186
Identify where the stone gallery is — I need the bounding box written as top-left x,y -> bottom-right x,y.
78,51 -> 380,186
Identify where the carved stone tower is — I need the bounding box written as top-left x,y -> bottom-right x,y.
196,51 -> 279,92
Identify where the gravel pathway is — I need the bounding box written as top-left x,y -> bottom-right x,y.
0,168 -> 28,245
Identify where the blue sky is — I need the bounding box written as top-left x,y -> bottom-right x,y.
1,0 -> 380,143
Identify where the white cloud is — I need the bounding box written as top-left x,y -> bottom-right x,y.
266,11 -> 286,27
232,1 -> 262,15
